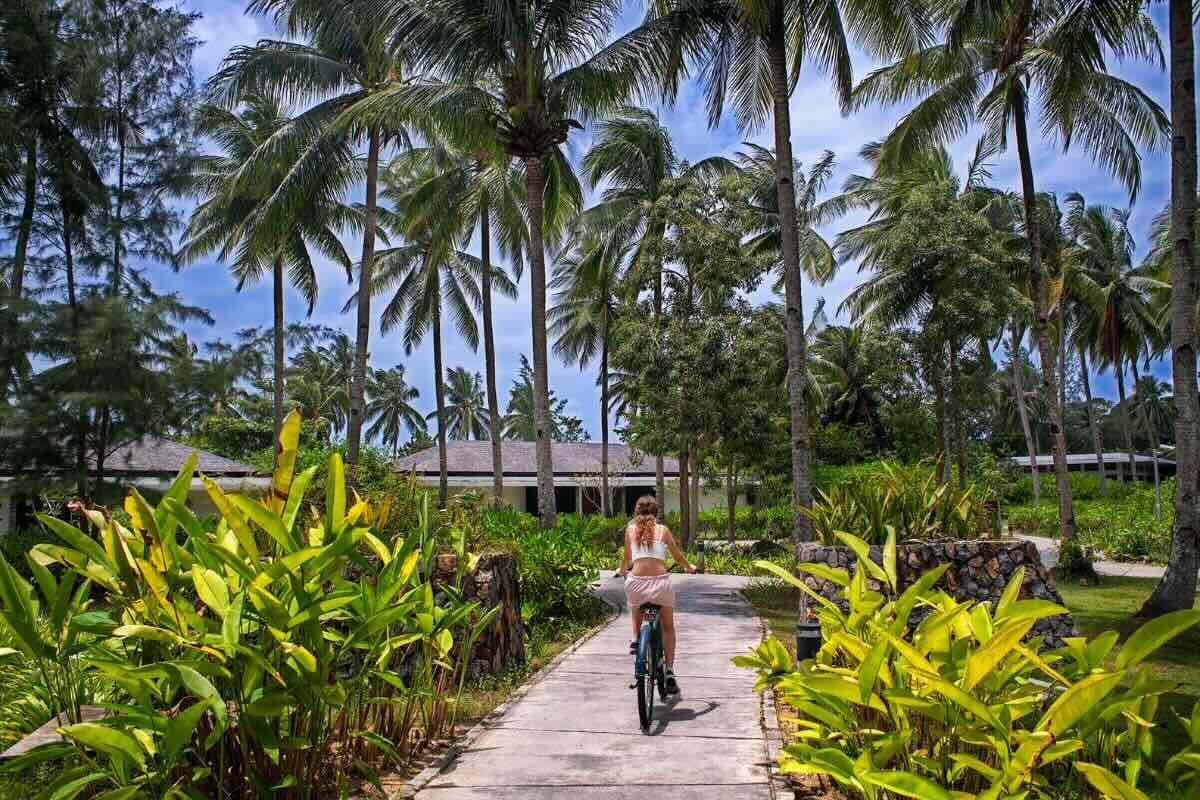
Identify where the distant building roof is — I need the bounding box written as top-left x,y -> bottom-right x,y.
1010,452 -> 1174,467
1,436 -> 258,478
100,437 -> 258,477
396,441 -> 678,477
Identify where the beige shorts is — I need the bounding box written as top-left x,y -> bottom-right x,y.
625,573 -> 675,609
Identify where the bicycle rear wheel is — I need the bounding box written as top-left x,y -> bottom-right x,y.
636,625 -> 655,733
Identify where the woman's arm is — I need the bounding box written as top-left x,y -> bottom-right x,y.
663,529 -> 697,573
618,529 -> 632,576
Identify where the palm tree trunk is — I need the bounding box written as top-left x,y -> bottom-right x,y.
1142,0 -> 1199,616
1058,304 -> 1068,414
1078,346 -> 1107,496
10,138 -> 37,300
64,211 -> 87,500
678,443 -> 691,549
432,301 -> 449,509
111,124 -> 126,295
600,327 -> 611,517
525,155 -> 557,528
1013,97 -> 1075,541
726,461 -> 737,545
932,356 -> 948,485
950,340 -> 967,489
655,233 -> 666,504
768,4 -> 814,547
346,126 -> 382,481
273,255 -> 286,466
480,201 -> 504,505
690,446 -> 701,537
1011,326 -> 1040,504
1131,360 -> 1163,519
1115,357 -> 1136,479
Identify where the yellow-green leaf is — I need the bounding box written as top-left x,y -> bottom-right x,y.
192,566 -> 230,617
964,618 -> 1035,690
1038,672 -> 1125,735
1116,610 -> 1200,670
863,769 -> 953,800
60,722 -> 146,768
1075,762 -> 1148,800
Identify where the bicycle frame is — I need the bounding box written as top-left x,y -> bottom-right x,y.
635,605 -> 662,678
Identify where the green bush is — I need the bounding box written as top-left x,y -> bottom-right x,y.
804,461 -> 989,544
737,531 -> 1200,800
1006,482 -> 1174,563
813,421 -> 871,465
0,411 -> 497,798
1005,470 -> 1139,505
479,511 -> 610,633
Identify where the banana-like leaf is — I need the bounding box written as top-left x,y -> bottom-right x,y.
1075,762 -> 1148,800
1116,610 -> 1200,670
270,409 -> 303,512
1038,672 -> 1126,735
964,618 -> 1035,690
863,769 -> 954,800
59,723 -> 146,769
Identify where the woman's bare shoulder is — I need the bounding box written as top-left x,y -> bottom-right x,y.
656,524 -> 673,539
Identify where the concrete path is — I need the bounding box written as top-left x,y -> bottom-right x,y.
1019,534 -> 1175,579
416,572 -> 772,800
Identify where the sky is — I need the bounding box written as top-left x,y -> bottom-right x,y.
159,0 -> 1185,446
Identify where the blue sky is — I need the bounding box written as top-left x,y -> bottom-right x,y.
161,0 -> 1184,444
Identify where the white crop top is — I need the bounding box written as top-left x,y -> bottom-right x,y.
630,526 -> 668,561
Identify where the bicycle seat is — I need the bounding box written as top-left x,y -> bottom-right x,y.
639,603 -> 661,613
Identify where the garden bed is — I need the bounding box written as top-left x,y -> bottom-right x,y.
796,538 -> 1076,647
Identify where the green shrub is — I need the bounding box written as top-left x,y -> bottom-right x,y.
0,411 -> 497,798
737,531 -> 1200,800
813,421 -> 872,465
478,511 -> 610,632
804,461 -> 988,544
1006,483 -> 1174,563
1006,470 -> 1139,505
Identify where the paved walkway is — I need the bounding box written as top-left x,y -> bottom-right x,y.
1019,534 -> 1175,579
415,572 -> 771,800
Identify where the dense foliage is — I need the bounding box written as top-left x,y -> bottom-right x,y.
0,413 -> 498,798
738,532 -> 1200,799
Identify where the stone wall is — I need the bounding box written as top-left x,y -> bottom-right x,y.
796,539 -> 1076,648
433,551 -> 526,679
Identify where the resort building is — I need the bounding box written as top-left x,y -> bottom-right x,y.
395,440 -> 750,515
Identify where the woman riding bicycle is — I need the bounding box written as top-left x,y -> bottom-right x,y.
616,495 -> 696,694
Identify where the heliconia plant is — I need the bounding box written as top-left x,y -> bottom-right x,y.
0,410 -> 498,799
738,529 -> 1200,800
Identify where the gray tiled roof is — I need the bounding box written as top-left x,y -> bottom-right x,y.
395,441 -> 679,477
98,437 -> 258,477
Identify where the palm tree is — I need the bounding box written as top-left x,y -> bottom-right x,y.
1129,357 -> 1169,518
365,365 -> 424,456
1065,195 -> 1166,496
1138,0 -> 1200,618
360,158 -> 514,508
209,0 -> 420,478
853,0 -> 1169,541
810,325 -> 880,431
579,106 -> 680,503
386,0 -> 696,527
838,144 -> 1010,484
685,0 -> 930,544
178,97 -> 357,461
438,367 -> 490,441
385,142 -> 529,504
731,145 -> 848,289
550,226 -> 624,517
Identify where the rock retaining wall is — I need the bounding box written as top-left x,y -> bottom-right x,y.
433,551 -> 526,679
796,539 -> 1075,648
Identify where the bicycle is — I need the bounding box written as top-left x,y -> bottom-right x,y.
631,602 -> 668,734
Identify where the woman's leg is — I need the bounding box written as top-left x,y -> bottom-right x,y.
660,606 -> 676,668
631,604 -> 643,641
